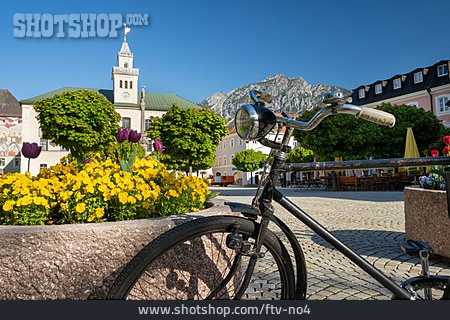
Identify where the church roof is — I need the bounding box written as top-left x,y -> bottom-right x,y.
19,87 -> 201,111
0,89 -> 21,117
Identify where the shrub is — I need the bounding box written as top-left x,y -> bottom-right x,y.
0,157 -> 210,225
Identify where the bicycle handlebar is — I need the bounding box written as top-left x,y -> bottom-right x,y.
274,102 -> 396,131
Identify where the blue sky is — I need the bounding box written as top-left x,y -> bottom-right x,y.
1,0 -> 449,103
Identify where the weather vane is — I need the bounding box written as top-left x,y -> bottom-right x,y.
123,23 -> 131,42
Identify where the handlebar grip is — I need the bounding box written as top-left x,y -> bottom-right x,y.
357,107 -> 396,127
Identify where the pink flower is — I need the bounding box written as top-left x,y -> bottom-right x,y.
444,146 -> 450,156
443,136 -> 450,145
431,149 -> 439,157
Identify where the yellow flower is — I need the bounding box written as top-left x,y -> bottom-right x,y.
75,203 -> 86,213
118,192 -> 128,204
127,195 -> 136,204
95,207 -> 105,218
142,202 -> 150,209
2,201 -> 14,212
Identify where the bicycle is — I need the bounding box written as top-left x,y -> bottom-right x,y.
108,90 -> 450,300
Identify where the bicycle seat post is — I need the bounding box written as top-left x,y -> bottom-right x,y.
419,249 -> 430,277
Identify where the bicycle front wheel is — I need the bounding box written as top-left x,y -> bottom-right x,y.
108,215 -> 296,300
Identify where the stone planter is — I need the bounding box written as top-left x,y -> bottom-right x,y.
404,186 -> 450,258
0,199 -> 232,300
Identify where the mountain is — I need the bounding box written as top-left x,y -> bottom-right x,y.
198,74 -> 351,119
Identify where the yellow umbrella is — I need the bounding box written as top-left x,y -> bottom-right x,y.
402,127 -> 420,173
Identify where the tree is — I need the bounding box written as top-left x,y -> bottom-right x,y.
146,105 -> 228,174
293,103 -> 445,160
34,90 -> 121,160
232,149 -> 267,184
286,147 -> 315,163
373,103 -> 443,158
293,110 -> 381,161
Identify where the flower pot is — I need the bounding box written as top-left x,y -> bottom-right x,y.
0,199 -> 232,299
404,186 -> 450,258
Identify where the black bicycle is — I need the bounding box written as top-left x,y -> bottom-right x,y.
108,90 -> 450,300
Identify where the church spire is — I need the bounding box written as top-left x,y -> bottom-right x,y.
119,24 -> 132,56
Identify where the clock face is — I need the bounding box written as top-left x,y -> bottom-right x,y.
122,92 -> 130,99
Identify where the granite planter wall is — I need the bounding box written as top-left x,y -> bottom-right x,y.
0,199 -> 232,300
404,186 -> 450,258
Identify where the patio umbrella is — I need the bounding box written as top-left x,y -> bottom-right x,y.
402,127 -> 420,173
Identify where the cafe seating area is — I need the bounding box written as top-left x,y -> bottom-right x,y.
292,172 -> 417,191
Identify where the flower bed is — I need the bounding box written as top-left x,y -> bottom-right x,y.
0,157 -> 209,225
0,198 -> 231,299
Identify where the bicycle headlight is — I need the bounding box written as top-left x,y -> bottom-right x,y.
235,104 -> 276,140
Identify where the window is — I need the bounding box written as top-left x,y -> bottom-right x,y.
120,80 -> 123,88
14,157 -> 20,168
407,102 -> 419,108
0,158 -> 5,167
230,139 -> 235,147
224,156 -> 227,165
40,138 -> 48,151
393,78 -> 401,89
145,119 -> 151,130
414,72 -> 423,83
122,117 -> 131,129
437,96 -> 450,114
40,164 -> 48,169
124,62 -> 129,68
438,64 -> 448,77
218,157 -> 221,166
130,81 -> 133,89
147,139 -> 153,152
239,139 -> 243,146
223,141 -> 226,149
375,84 -> 382,95
125,81 -> 128,89
358,88 -> 365,99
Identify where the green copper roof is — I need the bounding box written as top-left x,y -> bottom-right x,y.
20,87 -> 200,111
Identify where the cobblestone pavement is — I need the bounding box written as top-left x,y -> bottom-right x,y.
211,187 -> 450,300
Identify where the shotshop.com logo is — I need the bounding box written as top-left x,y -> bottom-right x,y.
13,13 -> 149,38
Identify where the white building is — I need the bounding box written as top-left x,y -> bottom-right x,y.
20,34 -> 199,175
213,119 -> 298,186
0,89 -> 22,175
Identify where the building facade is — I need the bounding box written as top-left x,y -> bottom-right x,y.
20,35 -> 199,175
351,60 -> 450,125
0,89 -> 22,175
213,120 -> 298,186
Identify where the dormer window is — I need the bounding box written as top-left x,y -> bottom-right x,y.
375,84 -> 382,95
414,71 -> 423,84
393,78 -> 401,89
358,88 -> 365,99
438,64 -> 448,77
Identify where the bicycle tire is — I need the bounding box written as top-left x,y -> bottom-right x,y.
394,276 -> 450,300
108,215 -> 296,300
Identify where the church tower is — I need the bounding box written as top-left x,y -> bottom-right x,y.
112,26 -> 139,104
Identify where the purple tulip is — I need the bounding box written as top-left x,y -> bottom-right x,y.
82,159 -> 93,164
128,130 -> 142,143
116,128 -> 130,143
22,142 -> 42,159
153,139 -> 164,153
